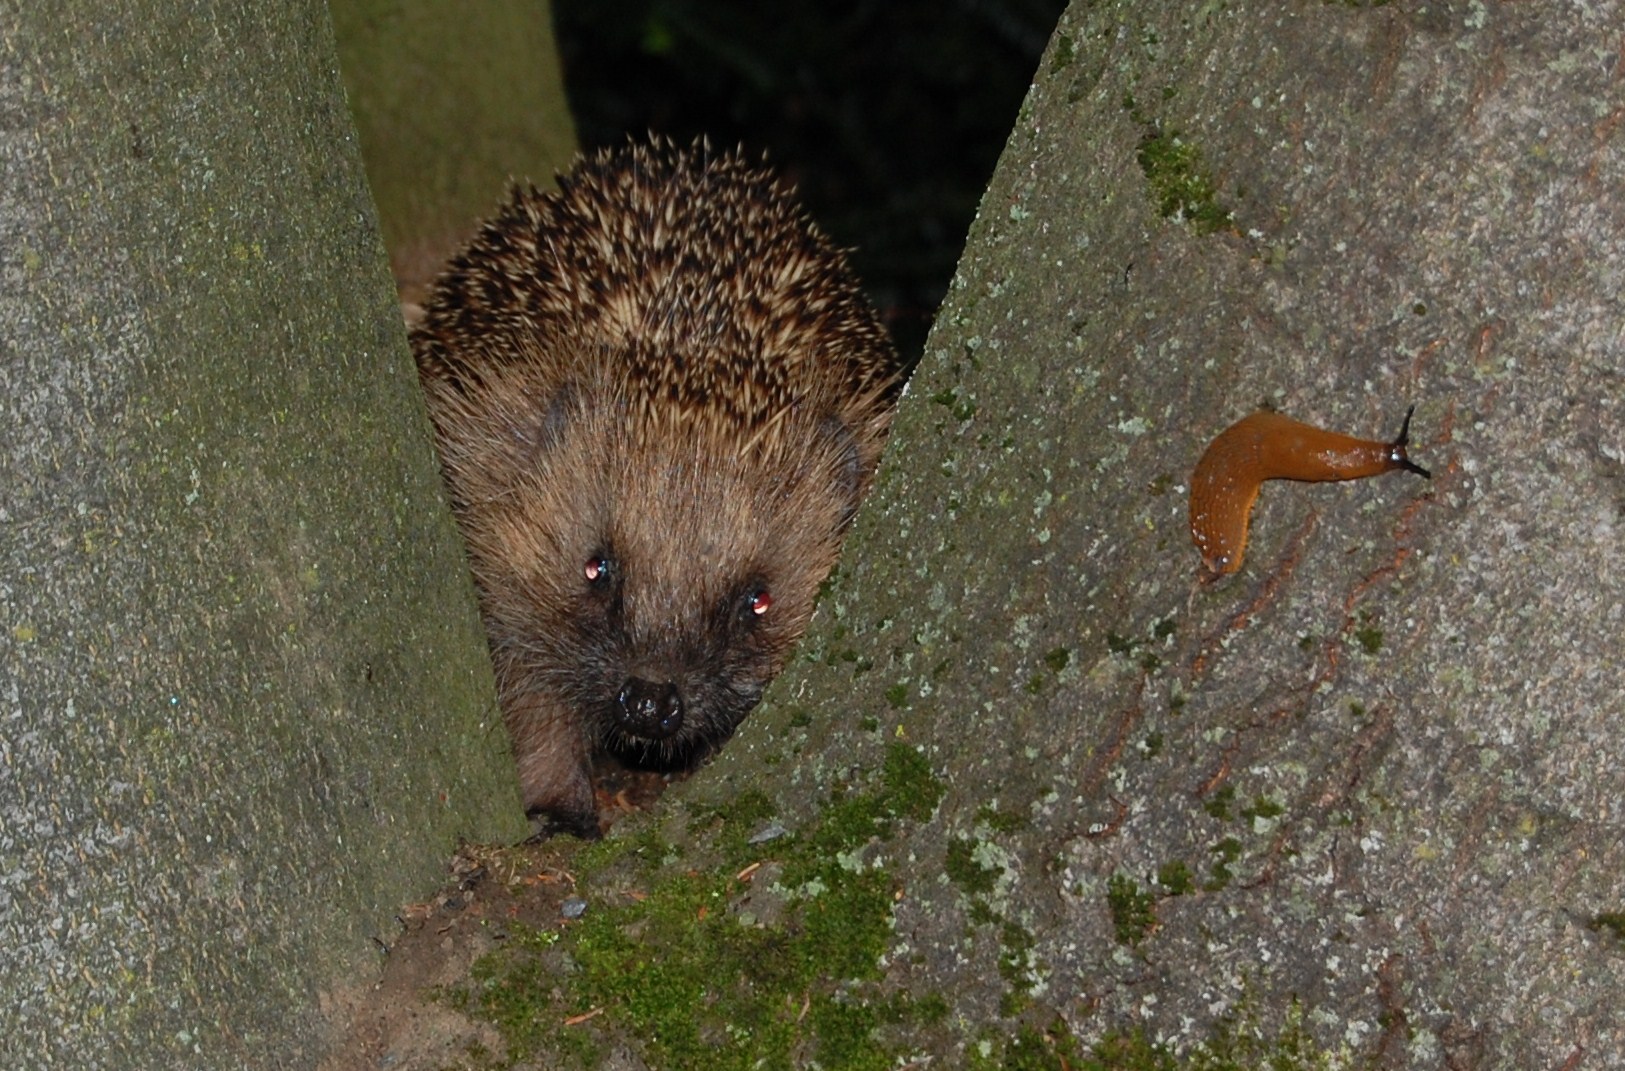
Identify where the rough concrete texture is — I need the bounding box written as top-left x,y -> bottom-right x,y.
675,1 -> 1624,1066
0,4 -> 526,1068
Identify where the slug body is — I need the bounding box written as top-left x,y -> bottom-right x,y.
1189,407 -> 1430,576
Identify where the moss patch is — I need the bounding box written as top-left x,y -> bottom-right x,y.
1122,93 -> 1234,236
1136,128 -> 1234,234
559,866 -> 896,1067
1107,872 -> 1158,946
967,1000 -> 1339,1070
1589,911 -> 1625,941
1156,860 -> 1195,896
930,386 -> 977,421
947,836 -> 1002,897
1206,836 -> 1244,892
451,743 -> 947,1068
1049,32 -> 1076,74
1203,784 -> 1237,821
1240,794 -> 1286,824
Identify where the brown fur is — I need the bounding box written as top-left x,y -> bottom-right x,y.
410,139 -> 903,836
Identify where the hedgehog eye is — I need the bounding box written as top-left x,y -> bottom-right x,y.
747,587 -> 772,617
584,554 -> 614,584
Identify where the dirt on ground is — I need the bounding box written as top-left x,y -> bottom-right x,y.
319,763 -> 674,1071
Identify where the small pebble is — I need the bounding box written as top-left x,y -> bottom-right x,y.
748,821 -> 789,845
560,897 -> 588,920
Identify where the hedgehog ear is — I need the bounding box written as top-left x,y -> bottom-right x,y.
514,383 -> 578,459
816,415 -> 866,529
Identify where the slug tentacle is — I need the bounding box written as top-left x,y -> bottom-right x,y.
1387,405 -> 1431,479
1189,406 -> 1431,576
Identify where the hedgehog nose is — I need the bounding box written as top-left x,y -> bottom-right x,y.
616,677 -> 684,740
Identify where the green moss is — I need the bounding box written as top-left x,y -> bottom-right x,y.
1156,860 -> 1194,896
1106,618 -> 1176,669
795,869 -> 897,980
881,741 -> 947,822
1184,998 -> 1335,1071
1142,730 -> 1164,758
946,836 -> 1002,897
459,924 -> 567,1059
884,682 -> 910,709
787,792 -> 890,877
967,997 -> 1339,1070
564,875 -> 734,1060
930,387 -> 977,421
977,802 -> 1029,834
987,1020 -> 1084,1070
1049,32 -> 1076,73
768,744 -> 942,893
453,742 -> 949,1068
969,1022 -> 1161,1071
910,991 -> 951,1025
996,919 -> 1038,986
809,996 -> 887,1070
691,788 -> 772,834
1203,784 -> 1236,821
1206,836 -> 1244,892
965,982 -> 1349,1071
570,821 -> 673,874
1135,127 -> 1234,235
1590,911 -> 1625,940
1084,1029 -> 1178,1071
1354,626 -> 1384,654
1106,873 -> 1157,946
825,645 -> 862,667
693,788 -> 778,861
1240,795 -> 1285,823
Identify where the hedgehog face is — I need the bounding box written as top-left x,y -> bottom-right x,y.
489,396 -> 859,770
428,361 -> 874,836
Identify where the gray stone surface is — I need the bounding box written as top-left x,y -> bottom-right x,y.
0,4 -> 526,1068
681,2 -> 1625,1065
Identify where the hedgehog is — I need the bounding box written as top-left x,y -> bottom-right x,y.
410,139 -> 905,837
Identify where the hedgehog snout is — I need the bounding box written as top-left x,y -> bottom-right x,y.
614,676 -> 685,740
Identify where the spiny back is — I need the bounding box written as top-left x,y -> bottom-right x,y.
412,139 -> 902,445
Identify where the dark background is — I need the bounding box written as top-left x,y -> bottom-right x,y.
554,1 -> 1067,365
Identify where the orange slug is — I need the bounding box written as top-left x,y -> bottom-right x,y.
1189,406 -> 1431,576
